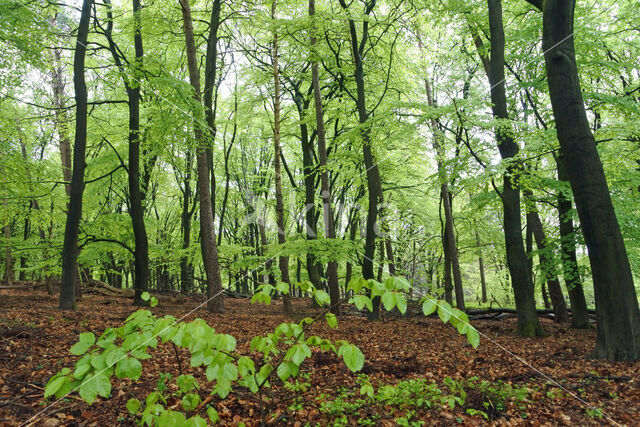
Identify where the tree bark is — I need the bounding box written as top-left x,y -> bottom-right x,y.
486,0 -> 544,336
554,154 -> 589,329
310,0 -> 339,315
424,73 -> 464,310
524,194 -> 569,322
543,0 -> 640,360
179,0 -> 224,312
180,149 -> 194,294
271,0 -> 292,315
103,0 -> 150,305
338,0 -> 382,321
203,0 -> 221,217
60,0 -> 93,310
475,230 -> 487,304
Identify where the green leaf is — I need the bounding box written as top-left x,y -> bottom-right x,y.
78,373 -> 111,404
212,334 -> 236,352
141,292 -> 150,301
126,398 -> 142,415
150,296 -> 158,308
394,276 -> 411,291
422,298 -> 437,316
381,292 -> 395,311
347,277 -> 365,294
73,357 -> 92,380
44,374 -> 68,399
177,374 -> 199,393
188,415 -> 208,427
115,357 -> 142,380
396,293 -> 407,314
70,332 -> 95,356
276,361 -> 299,381
207,406 -> 220,424
314,289 -> 331,307
237,356 -> 255,378
467,326 -> 480,349
360,382 -> 374,397
286,344 -> 311,365
384,277 -> 396,291
353,295 -> 373,312
438,300 -> 452,323
276,281 -> 289,294
339,344 -> 364,372
325,313 -> 338,328
181,393 -> 201,411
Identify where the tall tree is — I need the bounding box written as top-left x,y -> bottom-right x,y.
424,72 -> 465,311
338,0 -> 383,320
555,154 -> 589,328
533,0 -> 640,359
485,0 -> 544,336
59,0 -> 93,310
179,0 -> 224,312
310,0 -> 340,315
103,0 -> 150,306
271,0 -> 292,315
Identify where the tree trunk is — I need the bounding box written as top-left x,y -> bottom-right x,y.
310,0 -> 339,315
180,150 -> 194,294
3,198 -> 11,285
103,0 -> 150,305
442,219 -> 453,305
203,0 -> 221,221
525,196 -> 569,322
542,0 -> 639,359
59,0 -> 92,310
424,74 -> 464,310
271,0 -> 292,315
50,42 -> 72,200
475,230 -> 487,304
129,0 -> 150,305
487,0 -> 543,336
338,0 -> 382,321
555,154 -> 589,329
179,0 -> 224,312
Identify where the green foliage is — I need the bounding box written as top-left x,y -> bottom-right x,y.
45,276 -> 481,424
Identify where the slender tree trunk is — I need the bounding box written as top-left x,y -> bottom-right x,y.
424,74 -> 464,310
555,154 -> 589,328
344,209 -> 358,289
310,0 -> 339,315
179,0 -> 224,312
51,44 -> 72,200
338,0 -> 382,321
129,0 -> 149,305
60,0 -> 93,310
203,0 -> 221,218
51,18 -> 81,297
487,0 -> 543,336
525,196 -> 569,322
180,151 -> 194,294
218,89 -> 237,246
271,0 -> 292,315
475,230 -> 487,304
542,0 -> 639,359
442,221 -> 453,304
3,197 -> 11,284
103,0 -> 149,305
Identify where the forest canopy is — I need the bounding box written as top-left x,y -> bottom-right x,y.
1,0 -> 640,363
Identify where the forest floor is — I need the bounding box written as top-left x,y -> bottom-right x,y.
0,288 -> 638,426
